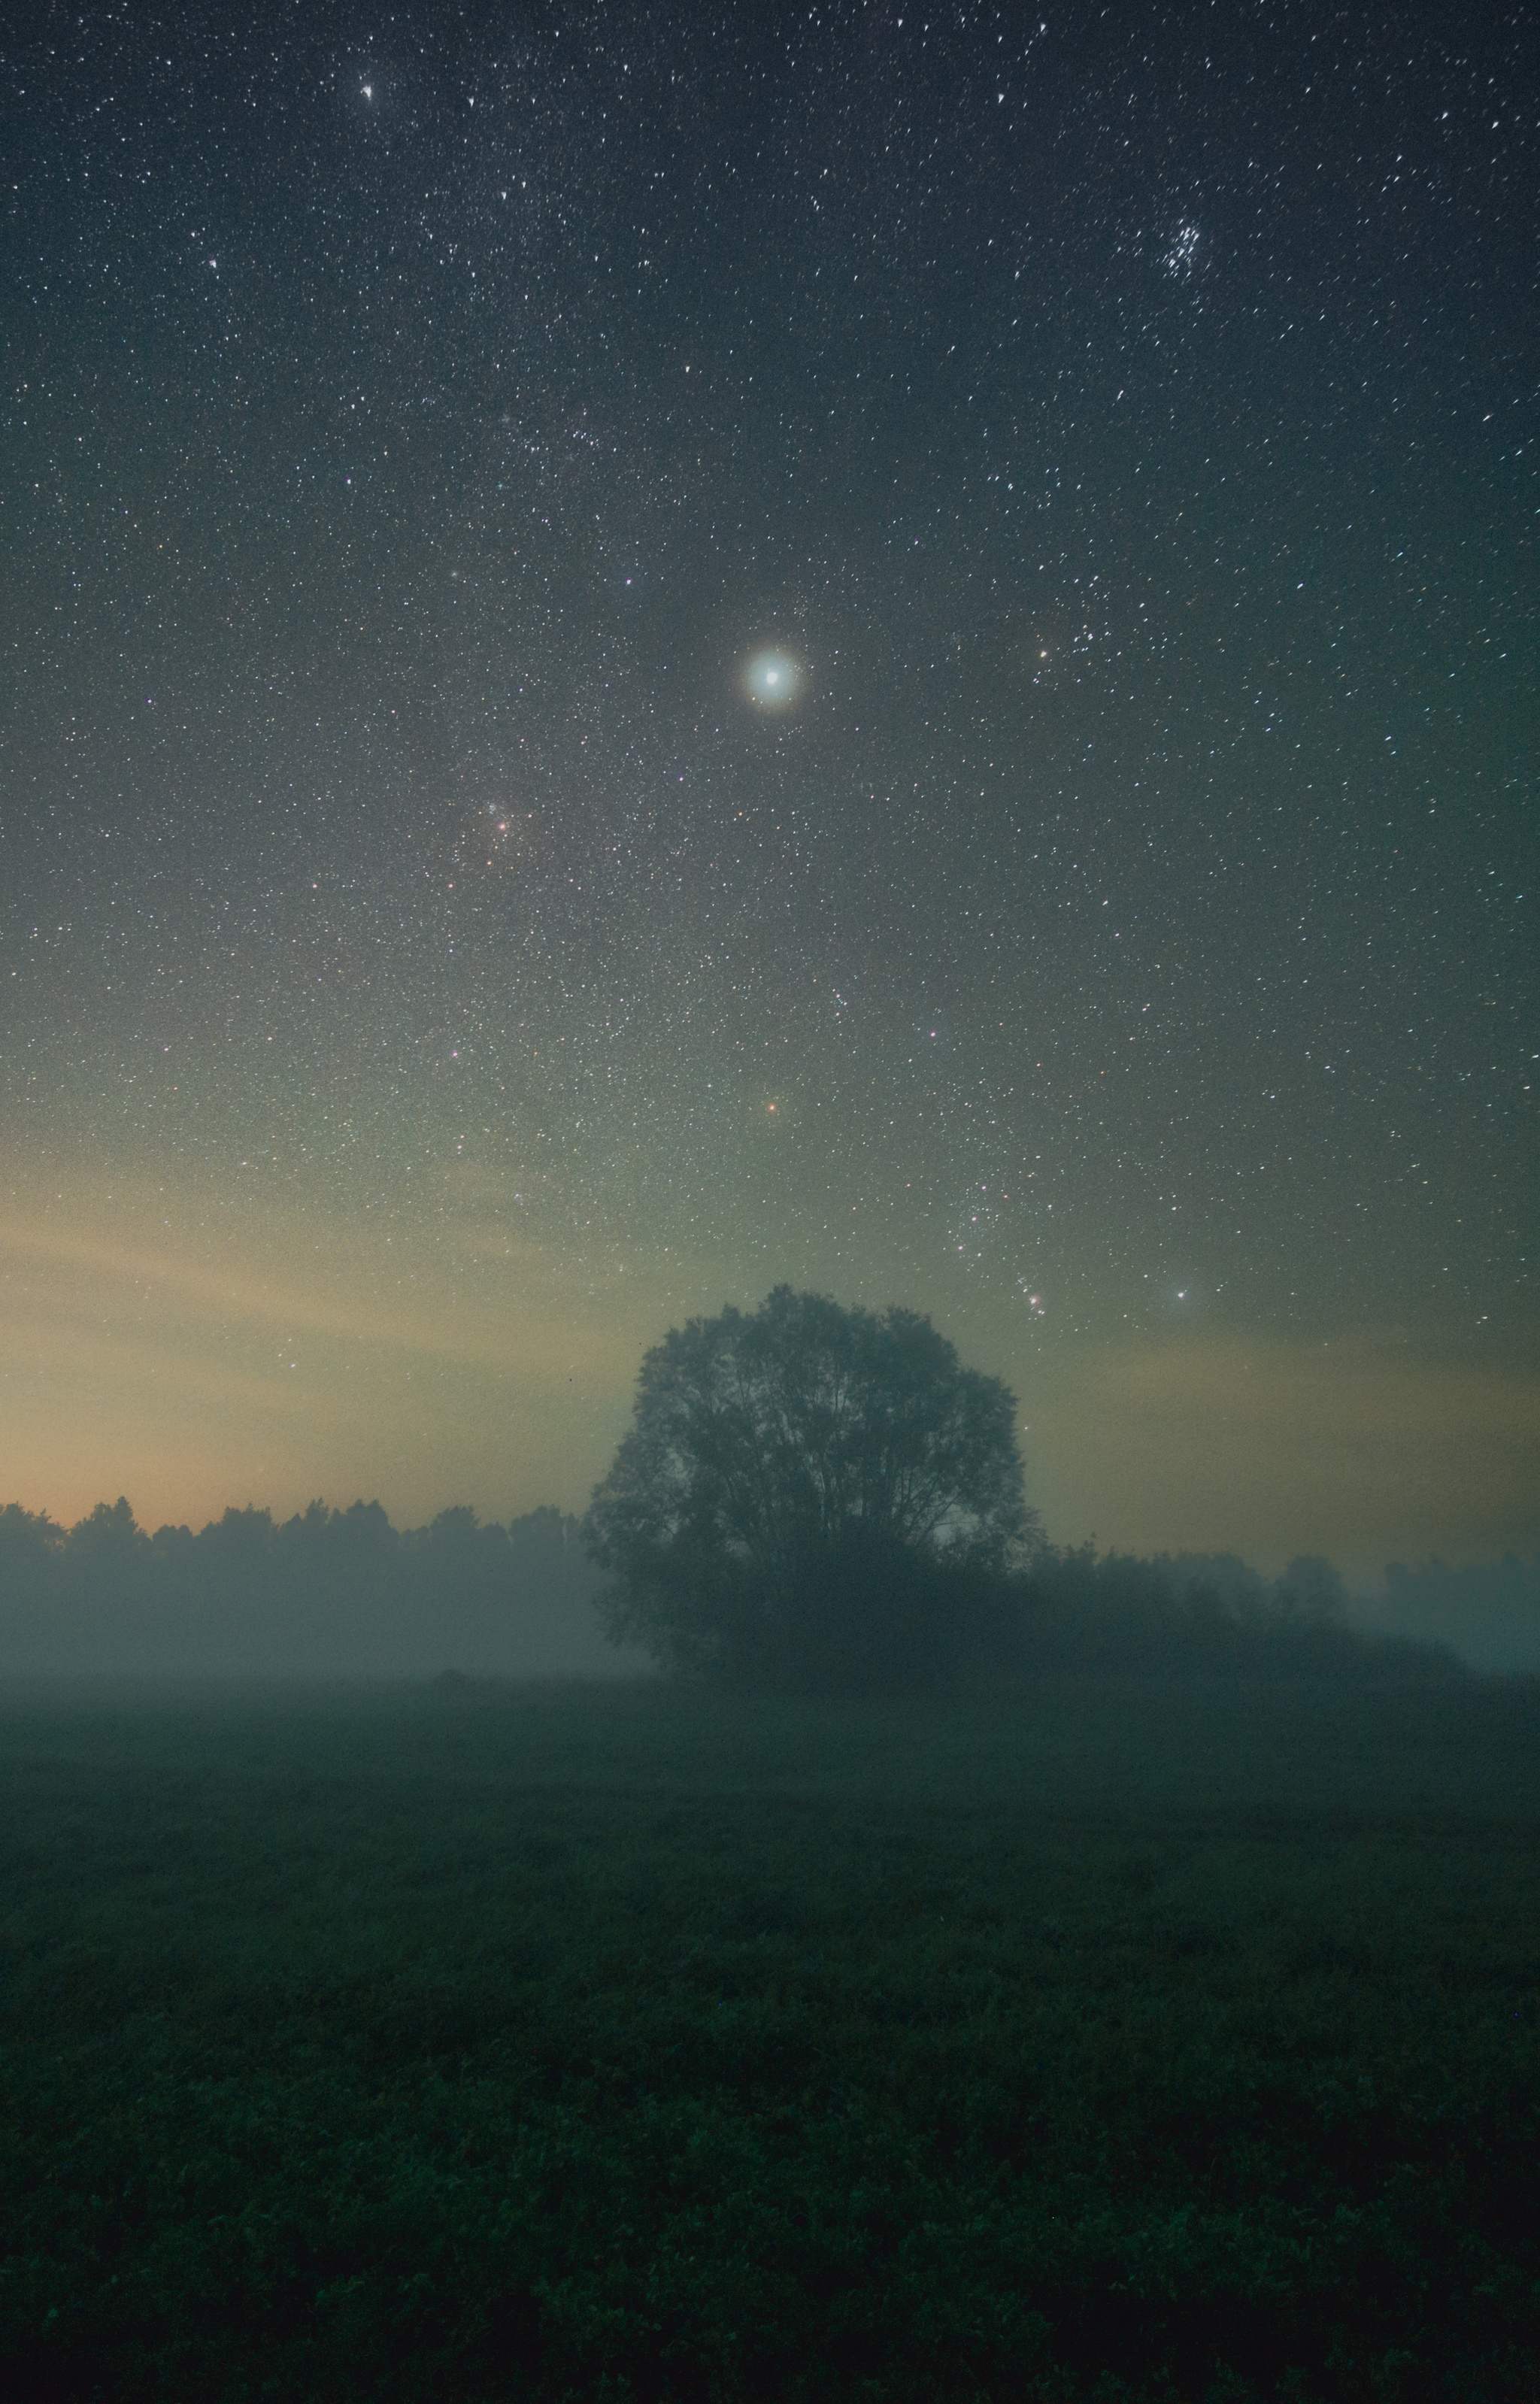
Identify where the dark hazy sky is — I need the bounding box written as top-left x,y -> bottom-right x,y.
2,0 -> 1535,1578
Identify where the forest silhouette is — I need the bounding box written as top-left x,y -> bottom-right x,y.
4,1485 -> 1530,1684
0,1497 -> 626,1678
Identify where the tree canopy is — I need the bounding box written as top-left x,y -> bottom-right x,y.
584,1286 -> 1038,1688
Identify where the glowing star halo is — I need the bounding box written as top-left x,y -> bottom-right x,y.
742,647 -> 802,708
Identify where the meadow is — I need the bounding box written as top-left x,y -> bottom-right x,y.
2,1669 -> 1538,2401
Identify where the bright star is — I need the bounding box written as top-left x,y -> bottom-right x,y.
742,648 -> 802,708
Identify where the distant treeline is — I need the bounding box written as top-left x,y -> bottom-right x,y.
1020,1546 -> 1465,1681
0,1498 -> 630,1679
1022,1548 -> 1540,1680
1,1495 -> 1529,1682
1363,1552 -> 1540,1675
777,1542 -> 1476,1694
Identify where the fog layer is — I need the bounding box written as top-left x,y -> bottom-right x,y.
2,1496 -> 1536,1681
0,1499 -> 641,1679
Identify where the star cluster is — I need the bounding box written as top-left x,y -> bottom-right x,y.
1,1 -> 1535,1569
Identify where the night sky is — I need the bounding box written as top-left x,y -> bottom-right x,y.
3,1 -> 1535,1581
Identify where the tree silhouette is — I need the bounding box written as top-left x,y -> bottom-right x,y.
584,1285 -> 1038,1689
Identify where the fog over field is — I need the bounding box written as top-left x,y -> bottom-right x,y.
5,1669 -> 1539,2402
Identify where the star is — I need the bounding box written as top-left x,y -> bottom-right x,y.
743,649 -> 802,707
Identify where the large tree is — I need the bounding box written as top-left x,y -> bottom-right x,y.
584,1286 -> 1038,1688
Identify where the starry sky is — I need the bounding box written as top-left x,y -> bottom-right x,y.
2,0 -> 1536,1581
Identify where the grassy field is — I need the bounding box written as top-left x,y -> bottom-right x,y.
2,1670 -> 1538,2401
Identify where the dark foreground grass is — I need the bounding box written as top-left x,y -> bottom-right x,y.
2,1672 -> 1538,2402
